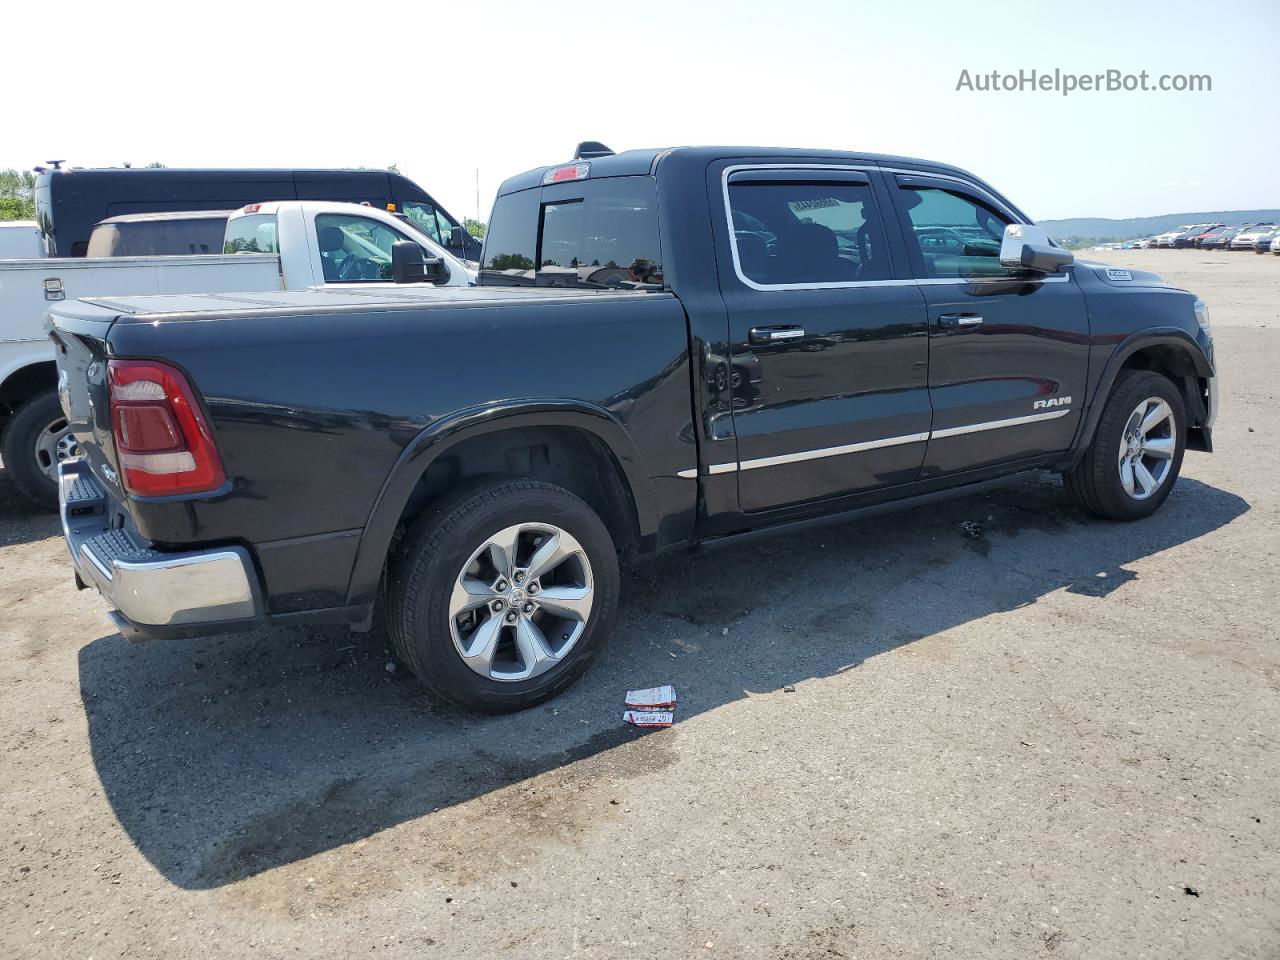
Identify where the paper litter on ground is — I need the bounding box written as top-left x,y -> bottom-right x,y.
623,710 -> 675,728
624,685 -> 677,709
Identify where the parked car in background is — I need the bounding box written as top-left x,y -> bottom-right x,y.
34,165 -> 482,262
1174,224 -> 1222,248
49,143 -> 1217,712
1155,226 -> 1195,247
1252,226 -> 1280,252
0,221 -> 45,259
1230,223 -> 1276,250
1271,233 -> 1280,255
1193,225 -> 1235,249
1,201 -> 470,508
1200,226 -> 1247,250
85,210 -> 232,258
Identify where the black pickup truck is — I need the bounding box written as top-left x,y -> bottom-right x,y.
49,145 -> 1217,711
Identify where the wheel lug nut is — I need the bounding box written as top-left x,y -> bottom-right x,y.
514,572 -> 525,584
490,599 -> 505,613
495,580 -> 508,592
522,602 -> 535,614
504,611 -> 517,623
528,583 -> 539,595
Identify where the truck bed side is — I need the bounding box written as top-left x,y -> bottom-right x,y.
53,289 -> 696,615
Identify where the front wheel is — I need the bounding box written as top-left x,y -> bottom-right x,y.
1063,370 -> 1186,520
385,479 -> 620,712
2,390 -> 80,509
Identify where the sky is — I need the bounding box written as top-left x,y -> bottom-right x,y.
4,0 -> 1276,225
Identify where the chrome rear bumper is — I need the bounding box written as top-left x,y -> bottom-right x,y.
58,460 -> 259,636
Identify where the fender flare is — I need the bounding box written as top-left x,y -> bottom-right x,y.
1069,327 -> 1213,465
344,399 -> 658,607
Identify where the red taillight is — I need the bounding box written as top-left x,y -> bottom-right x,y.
107,359 -> 225,496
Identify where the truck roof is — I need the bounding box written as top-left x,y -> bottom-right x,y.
496,145 -> 990,196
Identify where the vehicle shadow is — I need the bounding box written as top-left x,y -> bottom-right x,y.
76,473 -> 1248,890
0,466 -> 62,547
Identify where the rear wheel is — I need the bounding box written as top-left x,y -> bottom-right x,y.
386,479 -> 619,712
2,390 -> 79,509
1063,370 -> 1186,520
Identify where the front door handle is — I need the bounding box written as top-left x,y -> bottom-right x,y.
938,313 -> 983,327
749,325 -> 805,344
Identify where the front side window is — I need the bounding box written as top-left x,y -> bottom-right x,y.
223,214 -> 279,255
898,187 -> 1011,279
314,213 -> 421,282
727,180 -> 890,285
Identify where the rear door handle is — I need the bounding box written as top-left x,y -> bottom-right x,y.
938,313 -> 983,327
749,325 -> 805,344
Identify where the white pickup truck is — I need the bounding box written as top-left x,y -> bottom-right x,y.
1,201 -> 471,507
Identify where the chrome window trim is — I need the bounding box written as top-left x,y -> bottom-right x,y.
691,408 -> 1072,475
722,163 -> 900,293
721,163 -> 1069,291
884,170 -> 1076,284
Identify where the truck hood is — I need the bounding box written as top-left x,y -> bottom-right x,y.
1075,259 -> 1169,289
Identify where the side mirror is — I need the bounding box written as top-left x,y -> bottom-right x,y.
390,240 -> 447,284
450,225 -> 467,249
999,224 -> 1074,273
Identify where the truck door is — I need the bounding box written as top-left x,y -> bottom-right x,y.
717,166 -> 932,512
887,175 -> 1090,477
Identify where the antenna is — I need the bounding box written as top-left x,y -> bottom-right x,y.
573,141 -> 615,160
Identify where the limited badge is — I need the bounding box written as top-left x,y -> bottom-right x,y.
1106,268 -> 1132,281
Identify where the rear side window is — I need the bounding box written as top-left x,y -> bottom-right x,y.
481,176 -> 662,288
87,217 -> 228,257
727,180 -> 891,285
223,214 -> 279,255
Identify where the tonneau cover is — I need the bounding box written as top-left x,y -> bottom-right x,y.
80,285 -> 665,321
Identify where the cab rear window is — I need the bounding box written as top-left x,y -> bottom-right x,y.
223,214 -> 279,254
481,176 -> 662,289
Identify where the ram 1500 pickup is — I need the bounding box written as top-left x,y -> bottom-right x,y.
49,145 -> 1217,711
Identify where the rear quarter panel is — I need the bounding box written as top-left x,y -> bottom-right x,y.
105,294 -> 694,611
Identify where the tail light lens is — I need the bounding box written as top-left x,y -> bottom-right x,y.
107,359 -> 226,496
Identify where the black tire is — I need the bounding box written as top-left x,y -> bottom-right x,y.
1063,370 -> 1187,521
385,478 -> 620,712
1,390 -> 70,510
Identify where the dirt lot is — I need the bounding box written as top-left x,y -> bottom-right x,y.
2,248 -> 1277,959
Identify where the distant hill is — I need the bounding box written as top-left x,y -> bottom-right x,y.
1039,209 -> 1280,246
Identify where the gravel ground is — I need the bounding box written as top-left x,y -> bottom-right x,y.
1,249 -> 1277,959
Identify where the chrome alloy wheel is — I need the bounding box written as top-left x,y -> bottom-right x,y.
34,416 -> 80,480
1117,397 -> 1177,501
448,522 -> 594,682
